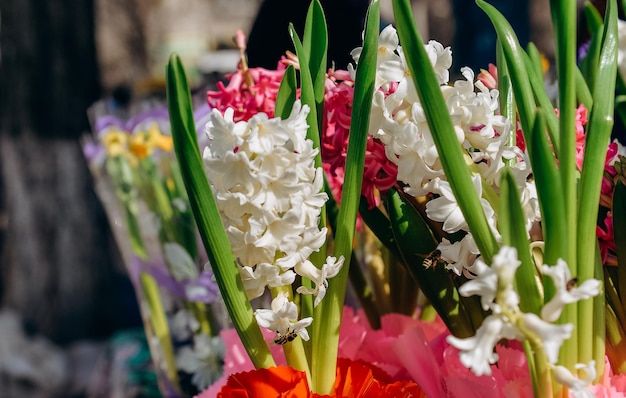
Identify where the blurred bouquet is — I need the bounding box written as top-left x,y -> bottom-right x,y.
82,98 -> 232,396
85,0 -> 626,396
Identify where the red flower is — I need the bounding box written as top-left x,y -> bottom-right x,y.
206,60 -> 398,211
597,213 -> 617,266
321,73 -> 398,210
215,358 -> 422,398
477,63 -> 498,90
206,63 -> 287,123
325,358 -> 423,398
216,366 -> 311,398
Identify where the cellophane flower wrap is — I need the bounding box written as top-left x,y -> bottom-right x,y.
83,99 -> 232,397
94,0 -> 626,396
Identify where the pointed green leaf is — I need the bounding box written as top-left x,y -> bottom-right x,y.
385,189 -> 476,337
576,66 -> 594,111
578,0 -> 618,282
581,23 -> 604,92
289,24 -> 322,166
528,111 -> 567,267
311,1 -> 379,393
526,42 -> 544,85
394,0 -> 499,263
275,64 -> 297,119
579,1 -> 604,91
166,53 -> 275,369
585,1 -> 604,33
303,0 -> 328,108
477,0 -> 537,153
522,51 -> 560,152
499,168 -> 543,314
496,44 -> 515,139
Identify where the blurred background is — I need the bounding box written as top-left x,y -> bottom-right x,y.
0,0 -> 596,396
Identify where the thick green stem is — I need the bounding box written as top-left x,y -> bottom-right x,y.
140,273 -> 181,395
284,337 -> 312,385
271,286 -> 312,383
577,0 -> 618,368
167,54 -> 275,369
310,2 -> 379,393
532,344 -> 554,398
395,0 -> 499,263
550,0 -> 579,372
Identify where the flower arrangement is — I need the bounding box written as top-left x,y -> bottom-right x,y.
83,100 -> 228,396
86,0 -> 626,396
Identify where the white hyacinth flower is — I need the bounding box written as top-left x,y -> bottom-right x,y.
239,263 -> 296,300
446,314 -> 520,376
295,256 -> 345,307
203,100 -> 338,305
425,175 -> 496,234
437,235 -> 480,276
446,246 -> 599,385
349,24 -> 404,91
553,361 -> 597,398
361,26 -> 541,244
457,246 -> 520,312
541,259 -> 601,323
255,293 -> 313,341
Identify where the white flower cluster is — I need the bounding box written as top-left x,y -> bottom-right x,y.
360,25 -> 540,275
446,246 -> 600,396
203,101 -> 343,342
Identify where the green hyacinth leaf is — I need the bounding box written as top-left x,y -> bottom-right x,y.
166,53 -> 275,369
393,0 -> 499,263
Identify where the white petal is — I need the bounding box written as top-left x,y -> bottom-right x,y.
553,361 -> 596,398
541,259 -> 601,322
446,314 -> 504,376
520,313 -> 573,364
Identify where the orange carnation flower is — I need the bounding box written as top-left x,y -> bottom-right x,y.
324,358 -> 424,398
216,366 -> 311,398
215,358 -> 423,398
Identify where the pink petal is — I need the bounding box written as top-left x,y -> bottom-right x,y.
391,325 -> 445,398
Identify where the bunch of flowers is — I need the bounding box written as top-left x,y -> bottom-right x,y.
83,101 -> 230,396
95,0 -> 626,396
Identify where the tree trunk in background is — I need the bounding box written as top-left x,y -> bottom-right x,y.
0,0 -> 135,344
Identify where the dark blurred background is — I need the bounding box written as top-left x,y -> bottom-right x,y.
0,0 -> 588,396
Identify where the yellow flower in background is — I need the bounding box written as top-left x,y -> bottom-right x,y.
101,129 -> 129,157
129,133 -> 150,159
129,123 -> 174,159
155,131 -> 174,153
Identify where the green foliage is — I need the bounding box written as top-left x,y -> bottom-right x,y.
166,53 -> 275,369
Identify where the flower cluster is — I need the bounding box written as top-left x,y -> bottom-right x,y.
596,140 -> 626,265
203,100 -> 344,341
145,0 -> 626,396
361,25 -> 535,276
210,358 -> 423,398
83,104 -> 229,395
321,69 -> 398,209
446,247 -> 600,394
85,108 -> 174,167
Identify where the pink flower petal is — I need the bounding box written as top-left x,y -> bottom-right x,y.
391,325 -> 445,398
